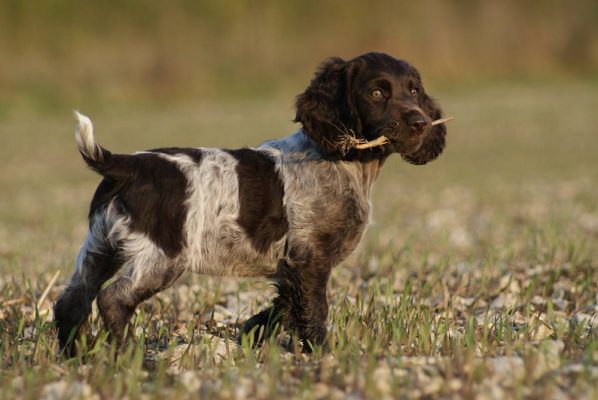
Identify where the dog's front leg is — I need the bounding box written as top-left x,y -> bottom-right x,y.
275,257 -> 331,352
240,304 -> 283,345
241,258 -> 330,351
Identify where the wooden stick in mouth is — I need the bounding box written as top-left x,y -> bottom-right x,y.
431,116 -> 455,126
352,136 -> 390,149
349,117 -> 454,150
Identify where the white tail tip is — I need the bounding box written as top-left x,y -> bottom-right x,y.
74,110 -> 92,127
73,110 -> 97,160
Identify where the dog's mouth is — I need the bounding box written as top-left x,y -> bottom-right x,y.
339,120 -> 423,154
339,117 -> 452,153
378,116 -> 432,138
377,116 -> 453,141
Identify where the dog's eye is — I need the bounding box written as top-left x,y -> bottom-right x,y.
411,88 -> 419,97
371,89 -> 383,99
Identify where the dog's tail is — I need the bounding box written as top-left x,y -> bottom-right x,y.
74,111 -> 112,174
74,111 -> 130,179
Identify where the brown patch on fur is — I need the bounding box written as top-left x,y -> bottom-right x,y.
227,149 -> 288,253
88,152 -> 191,258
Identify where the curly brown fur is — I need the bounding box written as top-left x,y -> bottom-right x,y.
295,52 -> 447,163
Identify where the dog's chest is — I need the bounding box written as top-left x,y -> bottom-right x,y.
282,160 -> 372,264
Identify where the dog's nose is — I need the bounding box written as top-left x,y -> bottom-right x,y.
408,114 -> 429,132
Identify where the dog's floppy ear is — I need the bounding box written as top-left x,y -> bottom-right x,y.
294,57 -> 360,155
402,95 -> 447,165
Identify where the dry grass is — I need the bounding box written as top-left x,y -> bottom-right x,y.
1,80 -> 597,398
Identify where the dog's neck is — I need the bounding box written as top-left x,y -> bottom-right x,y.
357,158 -> 382,192
260,131 -> 385,195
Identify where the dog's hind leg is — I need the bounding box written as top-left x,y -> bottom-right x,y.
54,223 -> 122,357
97,246 -> 185,347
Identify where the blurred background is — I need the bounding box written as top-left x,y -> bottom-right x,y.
2,3 -> 598,397
1,0 -> 597,110
0,0 -> 597,271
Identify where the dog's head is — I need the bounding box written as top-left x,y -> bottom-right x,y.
295,52 -> 446,164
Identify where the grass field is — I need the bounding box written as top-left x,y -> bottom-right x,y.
1,80 -> 597,399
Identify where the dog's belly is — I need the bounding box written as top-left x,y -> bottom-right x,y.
187,248 -> 280,277
183,223 -> 284,277
182,218 -> 283,277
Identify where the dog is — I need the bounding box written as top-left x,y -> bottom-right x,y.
54,52 -> 447,355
